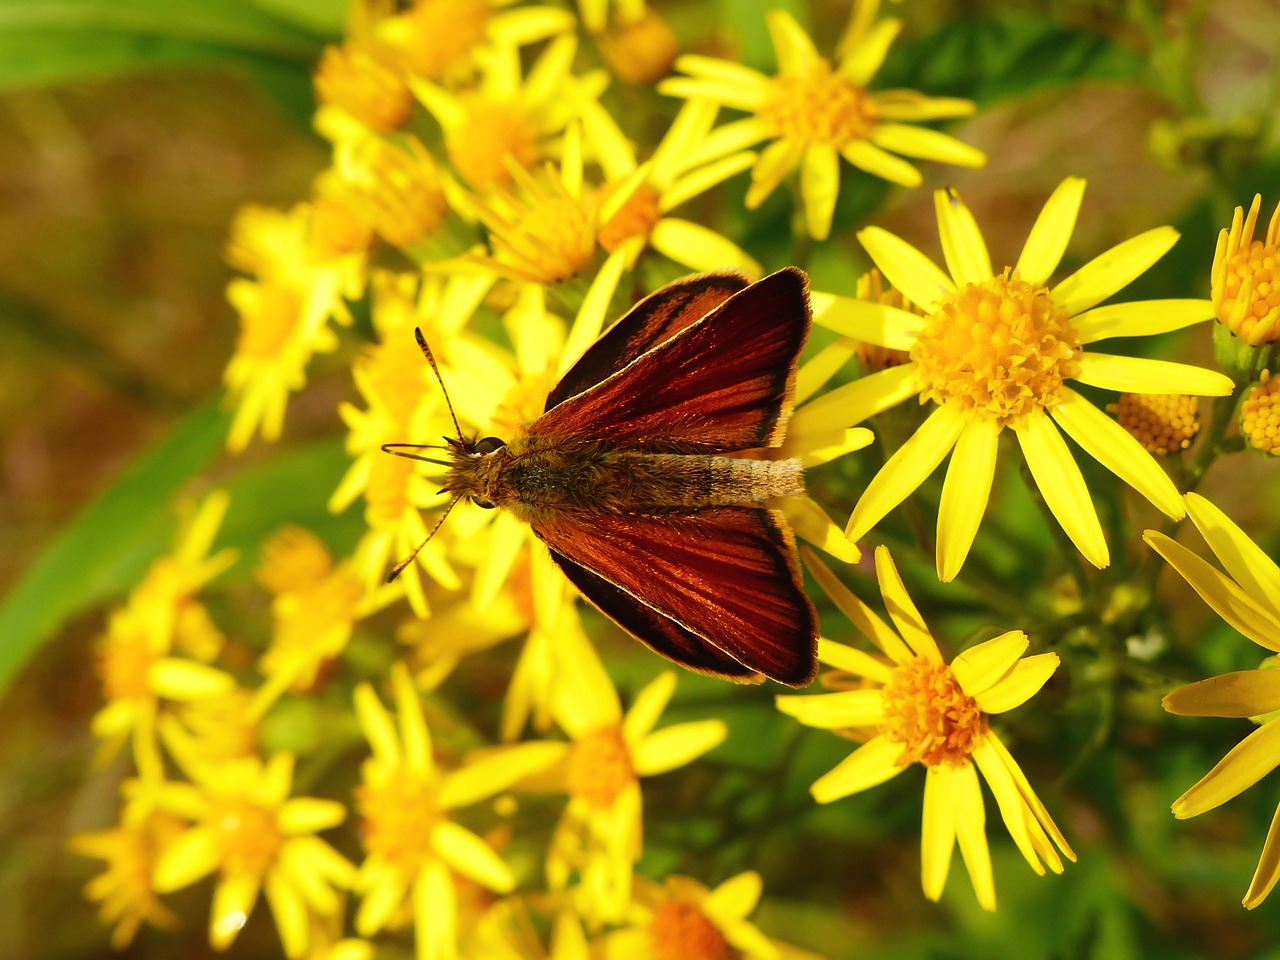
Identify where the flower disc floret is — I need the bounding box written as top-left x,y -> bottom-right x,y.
882,657 -> 986,767
355,768 -> 441,875
650,900 -> 729,960
761,60 -> 879,147
911,272 -> 1081,424
567,724 -> 635,809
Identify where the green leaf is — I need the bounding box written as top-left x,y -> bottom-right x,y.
0,0 -> 322,90
0,399 -> 230,695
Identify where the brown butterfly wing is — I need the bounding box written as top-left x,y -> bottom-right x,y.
531,507 -> 818,686
533,268 -> 811,453
545,272 -> 750,411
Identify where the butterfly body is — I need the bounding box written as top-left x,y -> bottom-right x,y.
395,267 -> 820,686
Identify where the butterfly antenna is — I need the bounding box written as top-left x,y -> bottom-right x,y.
380,443 -> 451,467
415,328 -> 464,441
386,495 -> 460,583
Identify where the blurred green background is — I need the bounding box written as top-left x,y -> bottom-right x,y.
3,0 -> 1280,958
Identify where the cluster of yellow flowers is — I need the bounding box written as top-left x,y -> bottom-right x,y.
71,0 -> 1280,956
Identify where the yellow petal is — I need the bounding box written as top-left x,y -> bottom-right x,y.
838,16 -> 900,84
1015,176 -> 1085,285
392,661 -> 433,775
985,732 -> 1076,862
871,125 -> 986,169
789,363 -> 920,435
632,719 -> 727,776
874,545 -> 941,661
439,742 -> 566,809
801,144 -> 840,240
559,248 -> 627,377
810,292 -> 924,350
153,826 -> 218,892
1073,298 -> 1215,343
1245,803 -> 1280,909
776,688 -> 886,728
856,226 -> 954,311
950,630 -> 1030,696
210,871 -> 261,950
920,766 -> 957,902
936,417 -> 1000,582
847,402 -> 966,543
781,495 -> 861,562
841,139 -> 922,188
434,819 -> 515,892
816,636 -> 894,683
703,870 -> 763,923
1051,226 -> 1179,316
766,9 -> 819,74
354,869 -> 404,935
1014,411 -> 1109,569
951,762 -> 996,911
1048,388 -> 1184,519
934,186 -> 992,287
264,870 -> 309,959
623,671 -> 678,745
746,139 -> 803,209
804,554 -> 912,665
661,151 -> 757,212
354,683 -> 400,766
148,659 -> 235,700
1163,670 -> 1280,718
974,653 -> 1060,714
414,860 -> 456,960
971,739 -> 1059,876
1172,719 -> 1280,819
1073,352 -> 1234,397
1186,492 -> 1280,621
279,797 -> 346,835
811,735 -> 907,803
650,217 -> 762,277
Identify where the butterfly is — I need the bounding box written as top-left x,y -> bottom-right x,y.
385,268 -> 818,686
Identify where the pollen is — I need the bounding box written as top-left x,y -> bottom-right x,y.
366,451 -> 414,528
1241,370 -> 1280,455
1109,392 -> 1199,454
911,271 -> 1081,425
649,900 -> 729,960
348,138 -> 449,251
210,798 -> 283,877
313,40 -> 412,133
356,768 -> 441,874
598,181 -> 662,252
233,282 -> 301,362
384,0 -> 492,81
1212,195 -> 1280,345
760,58 -> 880,148
567,725 -> 635,809
447,99 -> 541,190
881,657 -> 986,768
597,8 -> 679,86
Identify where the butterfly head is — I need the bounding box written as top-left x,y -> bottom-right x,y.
441,434 -> 510,509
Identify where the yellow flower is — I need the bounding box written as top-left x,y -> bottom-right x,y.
70,794 -> 184,949
1107,392 -> 1200,454
594,6 -> 679,86
777,547 -> 1074,911
91,492 -> 237,778
412,36 -> 605,191
1241,369 -> 1280,455
352,662 -> 562,959
1212,193 -> 1280,345
599,871 -> 815,960
584,97 -> 760,275
158,685 -> 261,767
1146,493 -> 1280,907
313,36 -> 413,135
540,643 -> 727,926
815,178 -> 1234,580
150,753 -> 355,957
659,4 -> 984,239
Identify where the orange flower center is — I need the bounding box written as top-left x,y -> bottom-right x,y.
1110,392 -> 1199,454
882,657 -> 986,767
309,190 -> 373,261
597,8 -> 679,85
1242,370 -> 1280,456
911,272 -> 1081,425
567,725 -> 635,809
313,40 -> 412,132
210,798 -> 283,877
1216,237 -> 1280,344
761,58 -> 879,147
257,526 -> 333,595
598,181 -> 662,252
448,99 -> 541,190
480,176 -> 598,284
356,768 -> 441,875
350,138 -> 449,250
391,0 -> 492,80
650,901 -> 729,960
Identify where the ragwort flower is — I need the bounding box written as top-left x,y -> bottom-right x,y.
1146,493 -> 1280,908
816,177 -> 1234,580
777,547 -> 1074,911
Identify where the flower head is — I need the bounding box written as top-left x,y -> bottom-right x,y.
777,546 -> 1074,911
1212,194 -> 1280,346
1146,493 -> 1280,907
660,5 -> 984,239
819,178 -> 1234,580
1241,370 -> 1280,455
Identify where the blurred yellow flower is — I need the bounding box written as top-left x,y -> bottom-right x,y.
817,178 -> 1233,580
1147,493 -> 1280,908
1212,194 -> 1280,345
777,547 -> 1074,911
660,4 -> 983,239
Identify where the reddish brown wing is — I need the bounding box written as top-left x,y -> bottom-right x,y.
531,506 -> 818,686
545,272 -> 749,411
532,268 -> 810,453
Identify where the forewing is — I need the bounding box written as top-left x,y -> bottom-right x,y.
546,272 -> 749,410
533,268 -> 811,452
533,506 -> 818,686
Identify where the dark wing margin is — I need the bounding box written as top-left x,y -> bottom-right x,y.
533,268 -> 811,453
545,272 -> 749,411
532,506 -> 818,686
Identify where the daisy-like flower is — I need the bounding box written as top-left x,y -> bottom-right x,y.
1145,493 -> 1280,908
351,662 -> 562,960
584,98 -> 760,276
313,36 -> 413,136
659,5 -> 984,239
91,492 -> 238,778
599,871 -> 819,960
70,792 -> 184,949
538,644 -> 727,926
1212,194 -> 1280,348
413,36 -> 605,191
594,5 -> 679,86
777,546 -> 1075,911
150,753 -> 355,957
814,178 -> 1234,580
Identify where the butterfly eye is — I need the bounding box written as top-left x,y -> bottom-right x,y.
474,436 -> 506,454
471,498 -> 496,509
